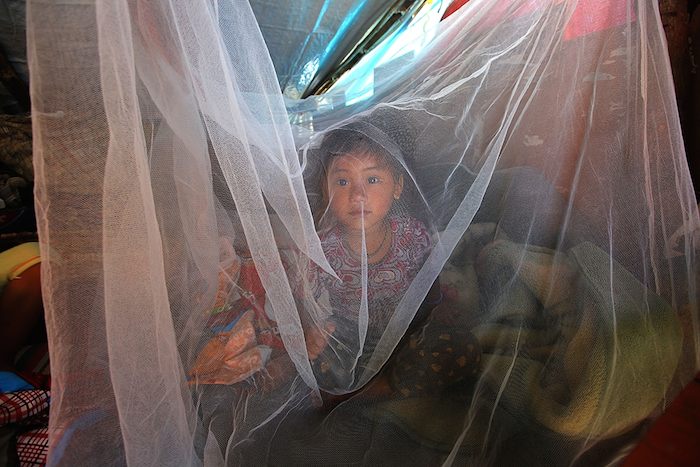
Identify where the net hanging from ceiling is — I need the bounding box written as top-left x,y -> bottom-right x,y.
26,0 -> 699,465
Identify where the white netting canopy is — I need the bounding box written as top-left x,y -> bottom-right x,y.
27,0 -> 699,465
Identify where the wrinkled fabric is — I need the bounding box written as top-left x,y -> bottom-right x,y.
27,0 -> 699,465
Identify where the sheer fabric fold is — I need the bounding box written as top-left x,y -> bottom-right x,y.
27,0 -> 699,465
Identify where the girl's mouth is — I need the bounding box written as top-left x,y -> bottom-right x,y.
349,209 -> 371,217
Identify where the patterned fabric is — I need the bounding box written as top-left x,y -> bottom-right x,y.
0,390 -> 50,426
314,215 -> 431,331
389,323 -> 481,398
16,427 -> 48,466
190,310 -> 273,385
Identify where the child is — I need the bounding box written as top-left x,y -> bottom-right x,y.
188,121 -> 432,387
305,121 -> 440,390
322,128 -> 430,296
190,116 -> 480,400
303,114 -> 483,402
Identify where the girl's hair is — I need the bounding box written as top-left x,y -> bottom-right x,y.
318,127 -> 405,182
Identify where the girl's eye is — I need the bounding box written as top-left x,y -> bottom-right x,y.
336,179 -> 348,186
367,176 -> 380,184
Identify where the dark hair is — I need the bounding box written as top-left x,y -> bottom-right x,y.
318,106 -> 418,178
318,128 -> 405,181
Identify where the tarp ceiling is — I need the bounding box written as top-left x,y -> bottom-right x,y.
0,0 -> 428,109
250,0 -> 391,97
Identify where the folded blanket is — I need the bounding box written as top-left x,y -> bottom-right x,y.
0,390 -> 50,427
0,390 -> 51,467
479,241 -> 682,439
358,237 -> 682,454
16,427 -> 48,466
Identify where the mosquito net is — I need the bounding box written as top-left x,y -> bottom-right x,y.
26,0 -> 699,465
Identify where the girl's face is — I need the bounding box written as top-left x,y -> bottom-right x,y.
325,151 -> 404,234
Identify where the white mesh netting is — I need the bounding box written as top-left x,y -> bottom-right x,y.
27,0 -> 699,465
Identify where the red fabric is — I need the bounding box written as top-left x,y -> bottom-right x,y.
16,427 -> 49,466
204,258 -> 284,351
441,0 -> 633,40
623,373 -> 700,466
441,0 -> 471,21
0,390 -> 50,426
564,0 -> 633,40
237,260 -> 285,348
238,259 -> 266,306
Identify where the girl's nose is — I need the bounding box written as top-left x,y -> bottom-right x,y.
350,184 -> 367,202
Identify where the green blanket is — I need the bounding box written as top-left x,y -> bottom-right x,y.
477,240 -> 682,438
372,237 -> 683,453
